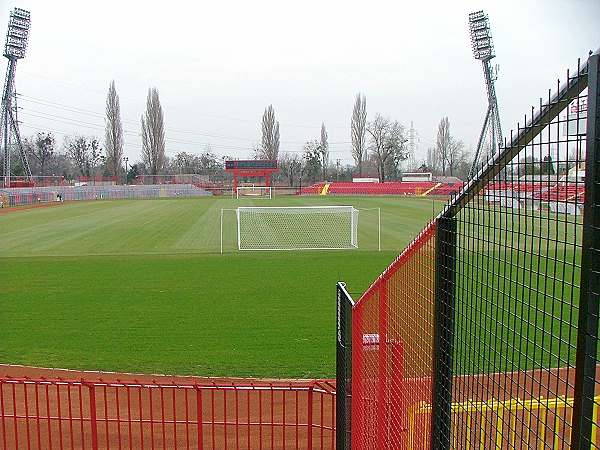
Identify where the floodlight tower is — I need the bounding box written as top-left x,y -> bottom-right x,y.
1,7 -> 32,186
468,11 -> 503,178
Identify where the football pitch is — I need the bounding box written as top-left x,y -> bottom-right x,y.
0,196 -> 443,378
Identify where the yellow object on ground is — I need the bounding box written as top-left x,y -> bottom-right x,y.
320,183 -> 330,195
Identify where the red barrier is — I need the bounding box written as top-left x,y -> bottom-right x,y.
352,222 -> 437,450
0,377 -> 336,450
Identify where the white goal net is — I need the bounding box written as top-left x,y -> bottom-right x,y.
235,186 -> 272,199
235,206 -> 359,251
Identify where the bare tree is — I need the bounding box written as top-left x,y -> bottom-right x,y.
426,147 -> 440,173
251,143 -> 262,159
367,114 -> 407,182
141,87 -> 166,175
273,121 -> 280,158
279,152 -> 302,186
447,137 -> 469,177
435,117 -> 451,175
48,153 -> 76,179
105,81 -> 124,178
320,122 -> 329,180
173,152 -> 198,174
171,146 -> 221,176
25,132 -> 55,176
260,105 -> 280,160
198,146 -> 221,174
65,136 -> 104,177
351,93 -> 367,176
427,118 -> 470,178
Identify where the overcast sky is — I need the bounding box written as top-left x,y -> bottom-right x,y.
1,0 -> 598,165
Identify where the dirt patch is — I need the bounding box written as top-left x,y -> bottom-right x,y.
0,201 -> 63,215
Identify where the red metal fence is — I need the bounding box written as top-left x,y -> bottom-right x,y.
351,222 -> 437,450
0,377 -> 335,450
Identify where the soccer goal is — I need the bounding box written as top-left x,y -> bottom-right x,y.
220,206 -> 381,252
235,186 -> 272,199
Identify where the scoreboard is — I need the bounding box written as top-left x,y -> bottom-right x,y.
225,160 -> 277,170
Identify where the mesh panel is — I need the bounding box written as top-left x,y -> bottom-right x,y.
351,223 -> 436,449
447,65 -> 589,450
237,206 -> 358,251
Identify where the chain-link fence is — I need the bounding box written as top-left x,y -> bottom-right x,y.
0,184 -> 212,207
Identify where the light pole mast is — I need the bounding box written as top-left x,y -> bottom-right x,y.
468,11 -> 503,179
1,8 -> 31,187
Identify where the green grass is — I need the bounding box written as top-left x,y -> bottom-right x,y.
452,207 -> 582,375
0,196 -> 443,378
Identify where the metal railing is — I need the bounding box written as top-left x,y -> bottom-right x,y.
0,376 -> 336,450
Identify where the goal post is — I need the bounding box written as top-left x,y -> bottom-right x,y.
235,186 -> 272,199
237,206 -> 358,251
220,206 -> 381,253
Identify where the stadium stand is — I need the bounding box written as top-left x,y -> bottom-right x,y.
483,180 -> 586,215
533,182 -> 586,202
299,181 -> 464,196
485,181 -> 585,201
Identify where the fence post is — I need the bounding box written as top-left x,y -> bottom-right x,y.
390,341 -> 404,450
377,279 -> 388,450
572,50 -> 600,449
336,282 -> 353,450
86,382 -> 99,450
431,214 -> 457,450
351,302 -> 364,450
307,384 -> 314,450
196,387 -> 204,450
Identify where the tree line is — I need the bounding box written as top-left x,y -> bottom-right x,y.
12,81 -> 170,182
15,83 -> 472,184
275,93 -> 472,185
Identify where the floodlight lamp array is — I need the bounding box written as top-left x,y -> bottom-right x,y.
468,10 -> 494,61
4,8 -> 31,59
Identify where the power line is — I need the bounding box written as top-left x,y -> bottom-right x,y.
17,94 -> 351,145
19,120 -> 351,154
19,109 -> 138,135
17,73 -> 350,129
19,123 -> 141,150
